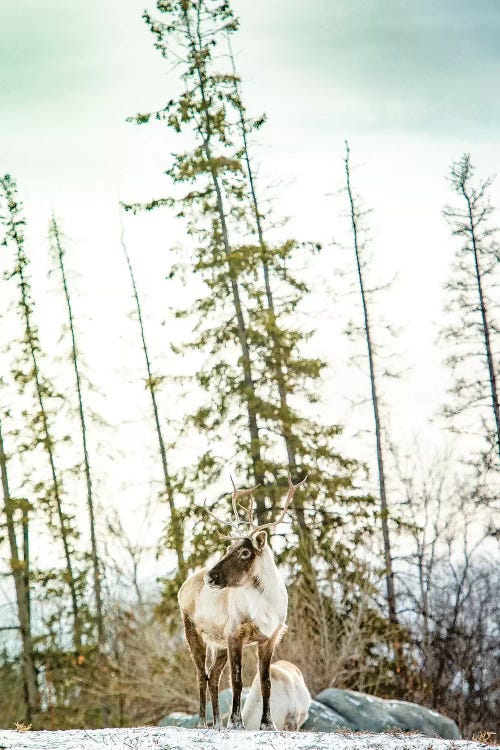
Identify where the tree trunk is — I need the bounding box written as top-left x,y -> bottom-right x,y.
344,142 -> 398,627
0,418 -> 40,720
228,42 -> 315,571
463,191 -> 500,459
50,217 -> 109,722
119,216 -> 186,578
51,217 -> 104,643
20,265 -> 82,651
185,10 -> 266,520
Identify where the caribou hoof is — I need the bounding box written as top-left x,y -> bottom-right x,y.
260,721 -> 277,731
227,717 -> 244,730
197,720 -> 208,729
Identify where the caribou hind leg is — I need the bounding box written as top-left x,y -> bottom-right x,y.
183,614 -> 208,728
227,634 -> 244,729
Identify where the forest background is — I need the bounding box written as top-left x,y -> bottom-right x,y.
0,0 -> 498,739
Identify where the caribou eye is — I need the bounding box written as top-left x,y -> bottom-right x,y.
239,549 -> 251,559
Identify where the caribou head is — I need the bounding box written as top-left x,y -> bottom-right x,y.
204,473 -> 307,591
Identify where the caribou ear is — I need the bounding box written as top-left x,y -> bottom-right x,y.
252,530 -> 267,551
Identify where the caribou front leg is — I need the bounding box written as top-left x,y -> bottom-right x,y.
258,637 -> 277,730
207,648 -> 228,729
227,634 -> 244,729
182,615 -> 208,728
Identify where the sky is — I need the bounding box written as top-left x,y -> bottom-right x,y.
0,0 -> 499,578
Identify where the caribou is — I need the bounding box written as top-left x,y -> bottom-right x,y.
242,659 -> 311,731
177,474 -> 306,730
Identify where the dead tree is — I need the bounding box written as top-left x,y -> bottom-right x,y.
49,215 -> 109,724
119,215 -> 186,578
442,154 -> 500,465
343,143 -> 398,628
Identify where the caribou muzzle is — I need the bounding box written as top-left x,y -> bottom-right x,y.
204,569 -> 224,589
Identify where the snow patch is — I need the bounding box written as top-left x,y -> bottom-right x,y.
0,726 -> 489,750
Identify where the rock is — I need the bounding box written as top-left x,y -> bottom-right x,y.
157,711 -> 198,728
301,699 -> 351,731
315,689 -> 460,739
158,686 -> 461,739
316,688 -> 400,732
382,699 -> 460,739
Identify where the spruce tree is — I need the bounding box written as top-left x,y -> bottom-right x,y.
127,0 -> 269,520
225,51 -> 387,609
226,40 -> 316,576
0,175 -> 84,652
127,1 -> 379,608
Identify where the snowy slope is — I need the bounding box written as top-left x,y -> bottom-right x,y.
0,727 -> 491,750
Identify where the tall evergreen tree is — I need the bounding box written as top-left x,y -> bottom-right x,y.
442,154 -> 500,466
226,40 -> 316,576
127,0 -> 269,520
226,46 -> 381,604
0,175 -> 84,651
127,1 -> 378,606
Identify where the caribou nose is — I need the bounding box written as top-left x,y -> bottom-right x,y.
204,571 -> 219,588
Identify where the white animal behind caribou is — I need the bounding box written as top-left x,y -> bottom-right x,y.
242,659 -> 311,731
177,474 -> 306,730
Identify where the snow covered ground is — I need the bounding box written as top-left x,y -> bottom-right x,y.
0,727 -> 492,750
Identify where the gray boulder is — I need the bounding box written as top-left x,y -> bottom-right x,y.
158,686 -> 460,739
301,699 -> 350,731
383,698 -> 460,739
158,712 -> 198,729
315,688 -> 460,739
316,688 -> 398,732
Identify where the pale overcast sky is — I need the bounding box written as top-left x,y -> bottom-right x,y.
1,0 -> 499,560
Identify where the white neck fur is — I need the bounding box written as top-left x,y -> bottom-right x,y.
229,545 -> 287,639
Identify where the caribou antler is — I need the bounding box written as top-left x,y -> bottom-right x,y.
244,472 -> 308,536
206,472 -> 307,542
203,498 -> 242,538
204,478 -> 260,541
230,475 -> 260,524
